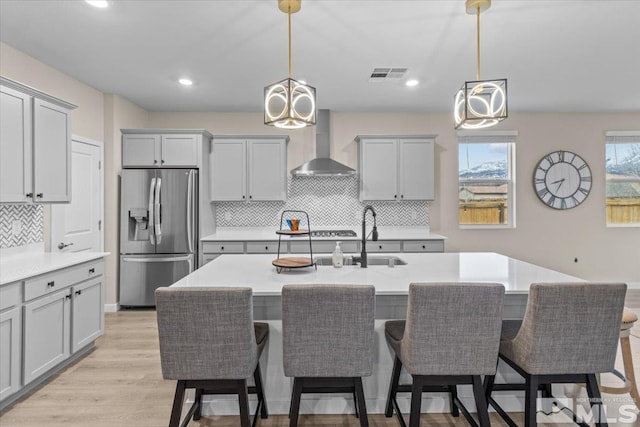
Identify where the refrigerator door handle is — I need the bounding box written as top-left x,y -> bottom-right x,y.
154,177 -> 162,244
187,170 -> 194,253
148,177 -> 156,245
122,255 -> 193,272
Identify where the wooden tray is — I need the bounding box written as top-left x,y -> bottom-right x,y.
272,257 -> 314,268
275,229 -> 310,235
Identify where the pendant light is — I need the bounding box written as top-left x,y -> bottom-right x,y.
264,0 -> 316,129
454,0 -> 507,130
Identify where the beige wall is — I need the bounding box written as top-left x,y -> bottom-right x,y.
103,95 -> 150,305
147,111 -> 640,284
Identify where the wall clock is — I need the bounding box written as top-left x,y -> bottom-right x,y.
533,150 -> 592,210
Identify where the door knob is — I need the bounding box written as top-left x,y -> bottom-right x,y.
58,242 -> 74,250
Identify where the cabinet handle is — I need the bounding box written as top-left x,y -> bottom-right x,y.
161,159 -> 165,164
75,290 -> 82,296
394,195 -> 397,199
26,192 -> 33,198
153,160 -> 158,164
65,294 -> 71,300
249,195 -> 252,199
89,268 -> 95,274
422,245 -> 426,249
265,246 -> 269,250
36,193 -> 43,198
221,246 -> 224,251
401,195 -> 404,199
47,281 -> 55,288
379,245 -> 383,250
242,195 -> 246,199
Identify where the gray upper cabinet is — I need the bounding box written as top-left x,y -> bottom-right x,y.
0,77 -> 75,204
210,136 -> 288,202
357,135 -> 436,201
122,131 -> 203,168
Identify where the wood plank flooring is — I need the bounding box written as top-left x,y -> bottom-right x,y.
1,310 -> 639,426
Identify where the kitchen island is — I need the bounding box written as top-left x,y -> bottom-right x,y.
170,252 -> 584,416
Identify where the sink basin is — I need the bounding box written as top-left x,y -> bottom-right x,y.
314,255 -> 407,267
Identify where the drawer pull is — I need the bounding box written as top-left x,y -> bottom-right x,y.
75,290 -> 82,296
36,193 -> 43,198
265,246 -> 269,250
379,245 -> 383,250
422,245 -> 426,249
89,268 -> 95,274
65,294 -> 71,300
47,281 -> 55,288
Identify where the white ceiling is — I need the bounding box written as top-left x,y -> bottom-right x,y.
1,0 -> 638,114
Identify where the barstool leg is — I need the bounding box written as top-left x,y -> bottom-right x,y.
448,385 -> 459,417
289,378 -> 304,427
193,388 -> 203,420
254,362 -> 269,418
409,376 -> 424,427
354,377 -> 369,427
587,374 -> 609,427
237,379 -> 251,427
169,380 -> 186,427
621,335 -> 640,405
385,356 -> 402,417
472,376 -> 491,427
524,375 -> 539,427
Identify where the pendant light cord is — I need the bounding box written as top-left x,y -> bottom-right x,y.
288,7 -> 292,78
476,5 -> 481,81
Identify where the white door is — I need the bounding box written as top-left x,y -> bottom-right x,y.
51,137 -> 103,253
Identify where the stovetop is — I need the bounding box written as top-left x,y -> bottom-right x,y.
310,229 -> 357,238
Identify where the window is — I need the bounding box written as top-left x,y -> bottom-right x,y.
606,131 -> 640,227
458,131 -> 517,228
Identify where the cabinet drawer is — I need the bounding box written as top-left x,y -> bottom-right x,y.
403,240 -> 445,253
0,281 -> 21,311
246,241 -> 281,254
366,241 -> 401,253
201,241 -> 244,254
24,260 -> 103,302
290,240 -> 359,254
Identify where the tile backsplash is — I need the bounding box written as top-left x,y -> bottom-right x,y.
216,176 -> 429,227
0,204 -> 44,248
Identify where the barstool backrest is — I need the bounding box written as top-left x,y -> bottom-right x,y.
155,287 -> 258,380
282,285 -> 375,377
512,283 -> 626,374
401,283 -> 505,376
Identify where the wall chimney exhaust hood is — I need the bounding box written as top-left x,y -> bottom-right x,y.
290,109 -> 357,177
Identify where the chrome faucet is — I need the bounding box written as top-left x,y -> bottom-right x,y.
355,205 -> 378,268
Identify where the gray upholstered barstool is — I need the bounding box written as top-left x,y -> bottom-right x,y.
155,287 -> 269,427
384,282 -> 505,427
282,284 -> 375,427
485,282 -> 627,427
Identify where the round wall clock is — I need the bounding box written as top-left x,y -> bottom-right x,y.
533,150 -> 592,210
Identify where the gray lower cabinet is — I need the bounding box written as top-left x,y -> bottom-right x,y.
23,289 -> 71,385
71,278 -> 104,353
0,306 -> 21,401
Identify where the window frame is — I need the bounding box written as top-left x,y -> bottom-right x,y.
605,131 -> 640,228
457,131 -> 518,229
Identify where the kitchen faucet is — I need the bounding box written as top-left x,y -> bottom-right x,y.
354,205 -> 378,268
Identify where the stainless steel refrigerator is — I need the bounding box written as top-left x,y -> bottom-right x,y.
119,169 -> 197,307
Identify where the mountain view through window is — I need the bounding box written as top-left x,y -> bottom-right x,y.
606,143 -> 640,225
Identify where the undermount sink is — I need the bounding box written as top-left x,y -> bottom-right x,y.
314,255 -> 407,267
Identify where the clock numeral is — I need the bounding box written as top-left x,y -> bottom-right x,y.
571,196 -> 579,206
548,195 -> 556,207
545,154 -> 554,164
560,199 -> 567,209
537,188 -> 549,198
535,178 -> 545,184
568,152 -> 576,164
558,151 -> 565,162
578,163 -> 589,171
578,187 -> 589,196
581,175 -> 592,182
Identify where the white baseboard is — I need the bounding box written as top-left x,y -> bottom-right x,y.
104,303 -> 120,313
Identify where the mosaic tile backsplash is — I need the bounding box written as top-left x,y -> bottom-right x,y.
0,204 -> 44,248
216,176 -> 429,227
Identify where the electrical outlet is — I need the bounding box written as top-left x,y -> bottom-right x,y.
11,220 -> 22,237
224,212 -> 231,222
411,209 -> 417,220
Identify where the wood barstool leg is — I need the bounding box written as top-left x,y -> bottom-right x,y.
524,375 -> 539,427
472,376 -> 491,427
385,356 -> 402,417
169,380 -> 186,427
355,377 -> 369,427
449,385 -> 460,417
289,378 -> 303,427
621,335 -> 640,405
587,373 -> 609,427
237,379 -> 251,427
409,376 -> 424,427
193,388 -> 203,420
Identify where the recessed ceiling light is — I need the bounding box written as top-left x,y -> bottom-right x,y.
405,79 -> 419,87
85,0 -> 109,8
178,78 -> 193,86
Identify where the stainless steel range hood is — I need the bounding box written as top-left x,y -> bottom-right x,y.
290,109 -> 357,177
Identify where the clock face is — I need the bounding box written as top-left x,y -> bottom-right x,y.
533,150 -> 592,210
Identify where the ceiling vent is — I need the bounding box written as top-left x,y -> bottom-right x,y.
368,68 -> 408,83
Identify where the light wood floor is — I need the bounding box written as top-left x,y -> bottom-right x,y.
1,310 -> 638,426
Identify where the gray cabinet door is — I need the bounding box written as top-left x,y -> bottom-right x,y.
210,138 -> 246,201
247,139 -> 287,201
23,289 -> 71,385
0,306 -> 21,401
359,138 -> 398,201
161,134 -> 198,166
399,139 -> 434,200
71,278 -> 104,353
122,134 -> 160,167
33,98 -> 72,203
0,84 -> 32,203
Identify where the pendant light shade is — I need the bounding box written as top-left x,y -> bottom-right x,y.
454,0 -> 508,130
264,0 -> 316,129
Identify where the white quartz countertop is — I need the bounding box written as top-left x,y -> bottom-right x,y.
0,251 -> 109,285
201,226 -> 447,242
171,252 -> 583,295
